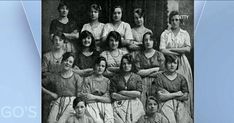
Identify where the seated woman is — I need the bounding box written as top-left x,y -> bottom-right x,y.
74,30 -> 99,77
66,97 -> 94,123
42,52 -> 83,123
111,54 -> 145,123
81,56 -> 114,123
130,8 -> 152,51
49,2 -> 79,53
152,54 -> 193,123
81,4 -> 105,52
100,31 -> 128,77
137,96 -> 169,123
102,5 -> 133,49
134,32 -> 165,108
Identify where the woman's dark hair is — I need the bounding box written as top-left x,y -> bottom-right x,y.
105,31 -> 122,49
73,97 -> 87,109
111,5 -> 123,21
90,3 -> 102,13
142,32 -> 154,50
164,54 -> 179,70
169,11 -> 181,24
120,54 -> 137,73
57,2 -> 70,11
93,56 -> 108,72
52,31 -> 66,43
111,5 -> 123,14
146,96 -> 159,109
133,8 -> 144,18
78,30 -> 95,52
61,52 -> 76,67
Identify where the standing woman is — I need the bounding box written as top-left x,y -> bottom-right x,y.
42,31 -> 66,77
130,8 -> 152,51
81,4 -> 105,52
81,56 -> 114,123
102,5 -> 133,48
152,54 -> 193,123
134,32 -> 165,108
42,32 -> 66,123
111,54 -> 145,123
74,31 -> 99,77
42,52 -> 83,123
49,2 -> 79,53
160,11 -> 193,115
100,31 -> 128,77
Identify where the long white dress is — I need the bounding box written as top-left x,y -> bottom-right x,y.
160,28 -> 193,116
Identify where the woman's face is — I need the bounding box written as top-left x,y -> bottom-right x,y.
59,5 -> 69,17
171,15 -> 180,29
62,56 -> 74,71
74,101 -> 86,118
134,13 -> 144,26
143,34 -> 154,49
94,60 -> 106,75
82,36 -> 92,48
53,36 -> 64,49
147,99 -> 158,114
122,58 -> 132,72
113,7 -> 122,22
89,8 -> 99,21
109,37 -> 119,50
166,59 -> 178,73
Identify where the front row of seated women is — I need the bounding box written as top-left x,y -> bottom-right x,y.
42,51 -> 193,123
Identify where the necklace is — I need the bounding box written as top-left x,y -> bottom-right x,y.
52,52 -> 63,64
110,49 -> 120,58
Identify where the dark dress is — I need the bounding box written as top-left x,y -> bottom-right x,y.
43,72 -> 83,123
110,73 -> 145,123
75,51 -> 100,70
134,50 -> 165,107
152,72 -> 192,123
49,19 -> 79,52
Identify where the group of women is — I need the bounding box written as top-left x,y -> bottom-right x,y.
42,2 -> 193,123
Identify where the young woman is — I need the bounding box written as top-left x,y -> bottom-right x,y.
111,54 -> 145,123
130,8 -> 152,51
160,11 -> 193,115
74,31 -> 99,77
152,54 -> 193,123
42,31 -> 66,77
134,32 -> 165,108
66,97 -> 94,123
100,31 -> 128,77
81,56 -> 114,123
49,2 -> 79,53
136,96 -> 169,123
42,32 -> 66,123
42,52 -> 83,123
102,5 -> 133,48
81,4 -> 104,51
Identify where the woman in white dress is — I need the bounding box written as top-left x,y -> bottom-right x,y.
160,11 -> 193,117
81,4 -> 104,51
102,5 -> 133,49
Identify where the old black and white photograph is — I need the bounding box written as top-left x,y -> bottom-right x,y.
42,0 -> 194,123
